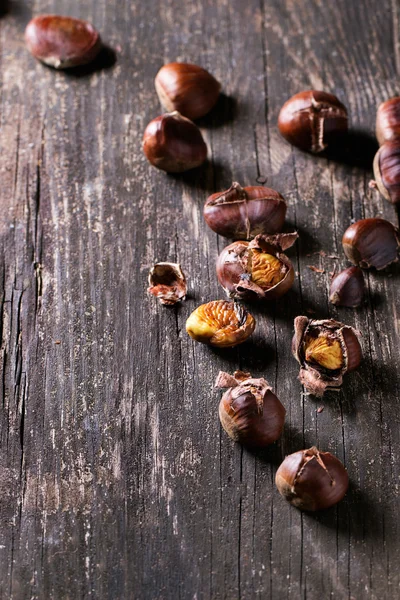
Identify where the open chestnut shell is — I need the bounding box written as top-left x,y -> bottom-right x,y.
275,447 -> 349,511
329,266 -> 365,308
292,316 -> 362,397
376,97 -> 400,145
372,142 -> 400,205
216,371 -> 286,448
216,233 -> 298,301
186,300 -> 255,348
342,218 -> 400,270
203,182 -> 287,240
147,262 -> 187,305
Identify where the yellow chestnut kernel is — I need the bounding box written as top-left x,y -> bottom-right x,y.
251,251 -> 286,288
186,300 -> 255,348
304,336 -> 343,370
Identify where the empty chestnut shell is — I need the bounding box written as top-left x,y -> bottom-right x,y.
342,218 -> 400,270
155,62 -> 221,120
25,15 -> 101,69
143,111 -> 207,173
216,232 -> 298,301
147,262 -> 187,305
292,316 -> 362,397
216,370 -> 286,448
372,142 -> 400,205
329,266 -> 365,308
275,447 -> 349,511
186,300 -> 255,348
278,90 -> 348,153
376,97 -> 400,145
203,182 -> 287,240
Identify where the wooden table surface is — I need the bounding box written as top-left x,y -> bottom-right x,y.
1,1 -> 400,599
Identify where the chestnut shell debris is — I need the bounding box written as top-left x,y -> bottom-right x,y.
292,316 -> 362,397
148,262 -> 187,306
216,370 -> 286,448
329,266 -> 365,308
342,218 -> 400,270
186,300 -> 255,348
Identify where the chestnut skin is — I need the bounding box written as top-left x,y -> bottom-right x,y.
376,97 -> 400,145
143,111 -> 207,173
372,142 -> 400,205
329,266 -> 365,308
155,62 -> 221,120
275,447 -> 349,511
342,218 -> 400,270
278,90 -> 348,153
25,15 -> 101,69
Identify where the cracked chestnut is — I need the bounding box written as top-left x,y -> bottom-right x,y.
147,262 -> 187,305
155,62 -> 221,120
203,182 -> 287,239
342,218 -> 400,270
292,316 -> 362,397
372,142 -> 400,205
216,233 -> 298,301
275,447 -> 349,511
376,97 -> 400,145
329,266 -> 365,308
278,90 -> 348,153
186,300 -> 255,348
216,371 -> 286,448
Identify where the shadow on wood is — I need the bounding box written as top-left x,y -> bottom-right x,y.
324,129 -> 379,171
62,45 -> 117,77
197,93 -> 238,129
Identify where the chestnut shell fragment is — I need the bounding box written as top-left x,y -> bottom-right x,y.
376,97 -> 400,145
147,262 -> 187,305
329,266 -> 365,308
342,218 -> 400,270
372,142 -> 400,205
186,300 -> 255,348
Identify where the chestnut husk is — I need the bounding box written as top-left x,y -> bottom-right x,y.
278,90 -> 348,153
292,316 -> 362,397
142,111 -> 207,173
329,266 -> 365,308
372,142 -> 400,205
376,97 -> 400,145
216,232 -> 298,301
147,262 -> 187,305
342,218 -> 400,270
275,447 -> 349,511
203,182 -> 287,240
216,370 -> 286,448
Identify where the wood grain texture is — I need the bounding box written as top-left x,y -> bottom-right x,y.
0,0 -> 399,598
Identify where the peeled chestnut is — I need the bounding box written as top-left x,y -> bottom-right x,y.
186,300 -> 255,348
275,447 -> 349,511
329,266 -> 365,308
342,218 -> 400,270
147,262 -> 187,305
216,371 -> 286,448
372,142 -> 400,205
376,97 -> 400,145
292,316 -> 362,397
216,233 -> 298,301
143,111 -> 207,173
203,182 -> 287,240
155,62 -> 221,120
25,15 -> 101,69
278,90 -> 348,153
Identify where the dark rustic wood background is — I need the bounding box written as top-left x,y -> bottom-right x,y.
0,0 -> 399,598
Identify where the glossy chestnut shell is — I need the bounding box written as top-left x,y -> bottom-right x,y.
372,142 -> 400,205
329,266 -> 365,308
186,300 -> 255,348
376,97 -> 400,145
342,218 -> 400,270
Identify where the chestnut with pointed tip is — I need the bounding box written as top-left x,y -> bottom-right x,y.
147,262 -> 187,305
342,218 -> 400,270
216,370 -> 286,448
143,111 -> 207,173
155,62 -> 221,120
376,97 -> 400,145
275,447 -> 349,511
25,15 -> 101,69
372,142 -> 400,205
186,300 -> 255,348
329,266 -> 365,308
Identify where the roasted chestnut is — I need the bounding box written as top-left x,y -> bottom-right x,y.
216,370 -> 286,447
203,183 -> 287,240
329,266 -> 365,308
155,62 -> 221,120
186,300 -> 255,348
275,447 -> 349,511
292,316 -> 362,397
216,233 -> 298,301
148,262 -> 187,305
278,90 -> 348,153
376,97 -> 400,145
143,111 -> 207,173
342,218 -> 400,270
25,15 -> 101,69
372,142 -> 400,205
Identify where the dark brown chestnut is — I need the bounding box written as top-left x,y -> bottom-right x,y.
329,266 -> 365,308
25,15 -> 101,69
376,97 -> 400,145
147,262 -> 187,305
216,233 -> 298,301
292,316 -> 362,397
278,90 -> 348,153
216,371 -> 286,448
155,62 -> 221,120
203,183 -> 287,240
372,142 -> 400,205
342,218 -> 400,270
143,111 -> 207,173
275,447 -> 349,511
186,300 -> 255,348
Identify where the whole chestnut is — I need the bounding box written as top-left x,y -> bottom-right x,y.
275,447 -> 349,511
376,97 -> 400,145
216,370 -> 286,448
186,300 -> 255,348
203,182 -> 287,239
292,316 -> 362,397
342,218 -> 400,270
278,90 -> 348,153
329,266 -> 365,308
155,62 -> 221,120
143,111 -> 207,173
25,15 -> 101,69
216,233 -> 298,301
372,142 -> 400,205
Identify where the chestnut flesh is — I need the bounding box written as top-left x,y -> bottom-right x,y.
342,218 -> 400,270
372,142 -> 400,205
186,300 -> 255,348
329,266 -> 365,308
147,262 -> 187,305
376,97 -> 400,145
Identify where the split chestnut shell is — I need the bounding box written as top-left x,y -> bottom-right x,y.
342,218 -> 400,270
147,262 -> 187,305
186,300 -> 255,348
